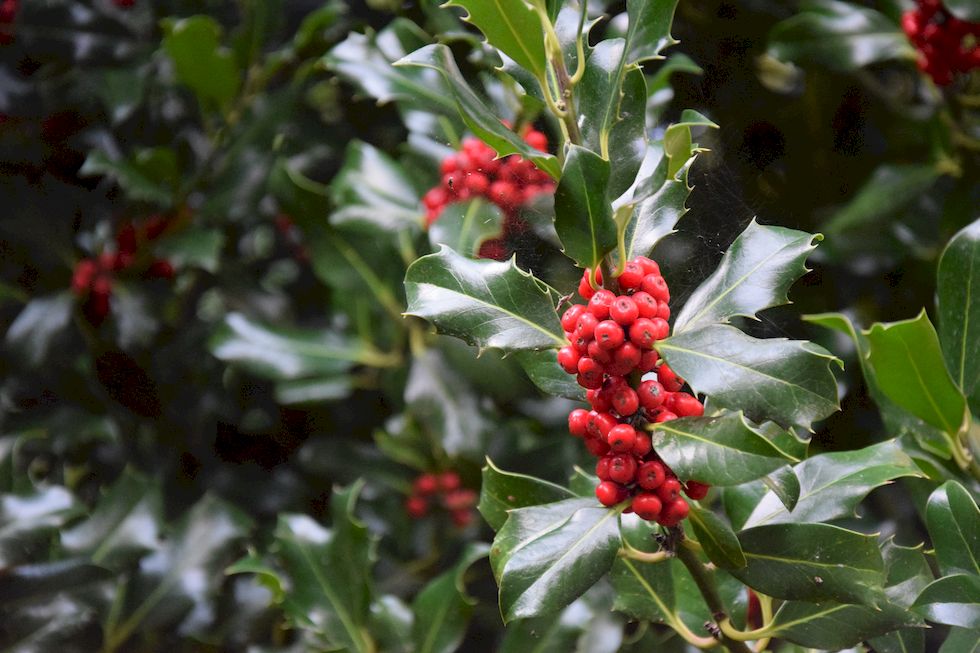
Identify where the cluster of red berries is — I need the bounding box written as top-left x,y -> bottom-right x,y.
0,0 -> 17,45
71,216 -> 175,326
902,0 -> 980,85
423,130 -> 555,260
558,257 -> 710,526
404,471 -> 478,528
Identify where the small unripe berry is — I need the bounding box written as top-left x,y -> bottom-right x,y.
596,480 -> 627,507
637,461 -> 667,490
607,424 -> 637,453
568,408 -> 590,437
632,493 -> 663,521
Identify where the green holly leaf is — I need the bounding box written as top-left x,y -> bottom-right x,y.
912,574 -> 980,629
606,69 -> 648,199
621,156 -> 692,263
806,312 -> 953,459
210,313 -> 357,403
662,110 -> 718,178
324,19 -> 456,115
944,0 -> 980,21
491,498 -> 620,622
763,465 -> 801,512
674,220 -> 821,333
272,485 -> 375,652
79,151 -> 173,205
331,140 -> 423,233
404,350 -> 489,459
396,45 -> 560,178
479,459 -> 576,532
370,596 -> 413,653
925,481 -> 980,576
651,412 -> 795,486
743,440 -> 924,527
865,311 -> 968,437
1,487 -> 81,567
4,292 -> 74,369
102,496 -> 251,651
553,145 -> 615,271
658,325 -> 841,430
443,0 -> 546,78
687,506 -> 746,570
514,349 -> 586,401
0,595 -> 100,652
429,199 -> 505,258
154,227 -> 225,273
940,627 -> 980,653
412,544 -> 489,653
937,217 -> 980,412
623,0 -> 681,64
732,523 -> 885,605
405,246 -> 566,353
61,470 -> 162,569
162,16 -> 241,108
767,0 -> 916,71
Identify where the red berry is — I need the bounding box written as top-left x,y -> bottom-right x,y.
588,388 -> 613,412
525,129 -> 548,151
439,471 -> 461,492
658,364 -> 684,392
405,495 -> 429,519
637,461 -> 667,490
632,291 -> 657,318
635,257 -> 660,275
588,339 -> 613,364
451,508 -> 474,527
577,357 -> 604,389
629,318 -> 659,349
672,392 -> 704,417
684,481 -> 710,500
594,320 -> 625,350
568,408 -> 590,437
587,411 -> 618,438
610,296 -> 639,325
489,180 -> 519,207
585,434 -> 611,456
617,262 -> 645,290
642,274 -> 670,302
632,493 -> 663,521
639,350 -> 659,372
608,454 -> 638,484
657,478 -> 682,502
607,424 -> 637,453
655,410 -> 678,423
610,342 -> 641,375
71,259 -> 97,294
648,317 -> 670,341
443,488 -> 477,510
638,380 -> 666,411
575,312 -> 599,339
656,301 -> 671,321
633,432 -> 652,457
466,171 -> 490,194
588,290 -> 616,320
146,260 -> 175,280
596,456 -> 613,481
611,385 -> 639,416
658,498 -> 690,527
561,304 -> 586,332
557,346 -> 581,374
596,480 -> 627,506
414,474 -> 439,496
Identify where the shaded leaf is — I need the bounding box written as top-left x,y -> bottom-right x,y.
162,16 -> 241,108
658,325 -> 841,430
744,440 -> 923,526
515,349 -> 586,401
429,199 -> 505,258
553,145 -> 615,270
865,311 -> 968,436
937,217 -> 980,411
945,0 -> 980,21
925,481 -> 980,576
621,157 -> 691,262
479,459 -> 575,532
767,0 -> 916,70
0,559 -> 112,603
404,246 -> 566,353
823,164 -> 940,235
0,487 -> 80,567
412,544 -> 489,653
624,0 -> 681,64
79,151 -> 172,205
4,292 -> 73,368
687,506 -> 746,570
768,598 -> 923,649
154,227 -> 224,273
674,220 -> 821,333
651,412 -> 794,487
732,523 -> 885,605
330,140 -> 423,233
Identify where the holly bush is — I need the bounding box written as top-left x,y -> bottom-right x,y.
0,0 -> 978,651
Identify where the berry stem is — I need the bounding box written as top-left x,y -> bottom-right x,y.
617,546 -> 669,563
673,529 -> 755,653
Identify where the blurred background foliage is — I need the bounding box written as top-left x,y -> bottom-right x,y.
0,0 -> 977,650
